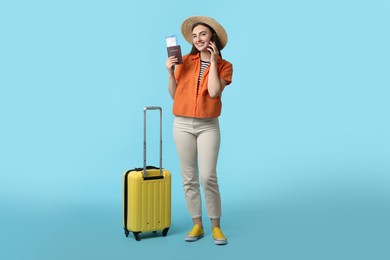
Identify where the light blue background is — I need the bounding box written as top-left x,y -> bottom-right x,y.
1,0 -> 389,259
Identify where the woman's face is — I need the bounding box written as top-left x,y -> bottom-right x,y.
192,25 -> 213,52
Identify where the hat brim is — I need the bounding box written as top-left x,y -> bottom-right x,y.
181,16 -> 228,50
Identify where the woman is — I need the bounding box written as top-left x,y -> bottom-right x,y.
165,16 -> 233,245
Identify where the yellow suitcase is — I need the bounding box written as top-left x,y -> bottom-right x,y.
123,107 -> 171,241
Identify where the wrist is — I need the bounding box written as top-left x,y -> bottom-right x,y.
209,60 -> 218,67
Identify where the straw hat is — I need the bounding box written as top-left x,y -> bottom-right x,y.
181,16 -> 228,49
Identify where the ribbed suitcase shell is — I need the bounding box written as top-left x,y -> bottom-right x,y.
123,168 -> 171,236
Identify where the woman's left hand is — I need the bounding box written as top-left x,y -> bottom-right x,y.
207,41 -> 219,63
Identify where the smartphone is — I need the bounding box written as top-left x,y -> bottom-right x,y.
211,34 -> 217,42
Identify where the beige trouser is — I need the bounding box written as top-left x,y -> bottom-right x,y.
173,116 -> 222,219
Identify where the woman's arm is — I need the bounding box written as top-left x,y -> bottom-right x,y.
166,56 -> 178,99
207,62 -> 227,98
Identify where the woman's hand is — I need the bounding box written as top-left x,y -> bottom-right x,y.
207,41 -> 225,98
166,56 -> 179,71
207,41 -> 219,64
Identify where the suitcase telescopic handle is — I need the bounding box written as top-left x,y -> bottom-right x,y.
143,106 -> 163,177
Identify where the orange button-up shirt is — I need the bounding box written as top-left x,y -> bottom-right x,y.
173,53 -> 233,118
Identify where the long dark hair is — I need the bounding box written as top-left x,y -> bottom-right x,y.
189,22 -> 223,58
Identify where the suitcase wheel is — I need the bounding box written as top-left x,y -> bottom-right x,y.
162,227 -> 169,237
133,232 -> 141,241
124,229 -> 129,237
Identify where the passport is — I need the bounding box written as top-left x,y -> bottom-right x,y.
166,35 -> 183,64
167,45 -> 183,64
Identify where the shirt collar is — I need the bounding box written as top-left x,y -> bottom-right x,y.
190,52 -> 222,64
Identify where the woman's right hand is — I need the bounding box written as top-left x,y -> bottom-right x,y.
166,56 -> 178,71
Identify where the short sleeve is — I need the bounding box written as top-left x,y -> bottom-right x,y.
219,60 -> 233,86
174,54 -> 189,81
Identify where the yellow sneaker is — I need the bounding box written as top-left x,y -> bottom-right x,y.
212,227 -> 228,245
185,224 -> 204,242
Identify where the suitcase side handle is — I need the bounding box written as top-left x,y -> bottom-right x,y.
143,106 -> 163,178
